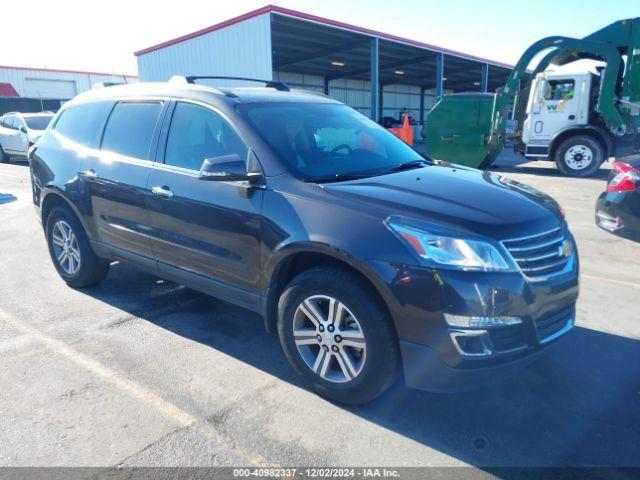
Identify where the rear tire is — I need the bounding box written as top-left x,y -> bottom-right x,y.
554,135 -> 604,177
277,266 -> 399,405
45,205 -> 109,288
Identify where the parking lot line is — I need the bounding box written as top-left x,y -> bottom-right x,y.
0,307 -> 275,467
581,273 -> 640,289
0,308 -> 196,426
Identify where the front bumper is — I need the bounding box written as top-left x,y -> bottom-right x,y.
399,339 -> 542,392
366,255 -> 579,392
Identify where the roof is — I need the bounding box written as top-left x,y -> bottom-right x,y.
67,80 -> 333,106
0,82 -> 19,97
133,4 -> 514,70
0,64 -> 137,79
20,112 -> 56,118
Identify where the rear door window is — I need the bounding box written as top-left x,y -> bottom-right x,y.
54,101 -> 114,148
101,102 -> 163,160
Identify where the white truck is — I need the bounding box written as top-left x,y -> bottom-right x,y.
516,70 -> 618,176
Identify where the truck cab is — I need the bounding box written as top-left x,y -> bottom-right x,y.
523,72 -> 593,148
517,70 -> 611,176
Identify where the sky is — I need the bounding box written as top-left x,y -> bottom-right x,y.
2,0 -> 639,76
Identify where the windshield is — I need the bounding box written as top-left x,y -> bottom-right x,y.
239,103 -> 425,181
24,114 -> 54,131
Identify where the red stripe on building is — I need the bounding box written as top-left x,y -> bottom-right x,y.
0,83 -> 19,97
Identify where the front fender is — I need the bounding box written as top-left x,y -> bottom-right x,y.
262,240 -> 405,333
550,125 -> 613,157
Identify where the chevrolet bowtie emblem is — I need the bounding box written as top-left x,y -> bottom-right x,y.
559,240 -> 572,258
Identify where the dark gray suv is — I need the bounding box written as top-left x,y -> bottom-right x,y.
30,77 -> 579,404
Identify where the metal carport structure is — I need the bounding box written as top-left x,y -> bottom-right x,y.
136,5 -> 517,122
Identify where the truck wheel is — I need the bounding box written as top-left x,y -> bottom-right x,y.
554,135 -> 604,177
45,205 -> 110,288
277,266 -> 399,405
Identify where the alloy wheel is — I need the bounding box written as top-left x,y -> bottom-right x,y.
292,295 -> 367,383
51,220 -> 81,275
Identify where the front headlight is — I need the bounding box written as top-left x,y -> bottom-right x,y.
386,218 -> 514,272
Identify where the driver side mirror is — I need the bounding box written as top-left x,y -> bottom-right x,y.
198,154 -> 261,183
19,125 -> 27,134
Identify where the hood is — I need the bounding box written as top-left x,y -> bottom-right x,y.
323,164 -> 564,240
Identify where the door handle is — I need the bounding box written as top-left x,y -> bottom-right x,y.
568,115 -> 576,120
82,169 -> 98,179
151,185 -> 174,198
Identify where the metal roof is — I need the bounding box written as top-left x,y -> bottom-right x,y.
134,5 -> 516,92
0,64 -> 137,79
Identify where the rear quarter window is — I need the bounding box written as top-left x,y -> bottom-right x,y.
53,101 -> 114,148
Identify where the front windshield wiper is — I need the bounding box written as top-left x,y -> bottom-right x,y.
304,172 -> 384,183
304,159 -> 433,184
384,159 -> 431,172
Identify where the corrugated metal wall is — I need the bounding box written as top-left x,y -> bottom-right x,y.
136,13 -> 451,122
0,68 -> 137,100
137,13 -> 272,87
274,71 -> 446,120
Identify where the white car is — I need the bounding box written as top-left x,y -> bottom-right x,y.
0,112 -> 55,162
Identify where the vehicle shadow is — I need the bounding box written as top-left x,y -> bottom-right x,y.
81,262 -> 640,469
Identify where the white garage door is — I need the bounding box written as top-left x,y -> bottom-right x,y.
24,78 -> 77,99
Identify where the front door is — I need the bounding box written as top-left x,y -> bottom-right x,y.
526,76 -> 585,142
145,101 -> 263,308
81,100 -> 166,261
2,116 -> 25,153
12,117 -> 29,154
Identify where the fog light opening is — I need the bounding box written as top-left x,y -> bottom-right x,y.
450,330 -> 492,357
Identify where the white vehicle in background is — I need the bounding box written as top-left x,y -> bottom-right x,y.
0,112 -> 55,162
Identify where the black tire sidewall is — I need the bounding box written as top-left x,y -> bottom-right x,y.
277,267 -> 399,404
0,145 -> 8,163
555,136 -> 604,177
45,205 -> 108,287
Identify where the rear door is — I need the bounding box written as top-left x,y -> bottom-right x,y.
145,101 -> 264,307
81,100 -> 167,262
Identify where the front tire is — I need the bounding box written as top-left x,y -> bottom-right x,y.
277,266 -> 399,404
45,205 -> 109,288
0,145 -> 9,163
554,135 -> 604,177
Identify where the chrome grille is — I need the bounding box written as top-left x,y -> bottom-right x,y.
502,227 -> 572,280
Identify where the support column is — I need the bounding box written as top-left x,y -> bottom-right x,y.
324,77 -> 330,95
370,37 -> 380,121
419,86 -> 426,124
481,63 -> 489,92
435,53 -> 444,100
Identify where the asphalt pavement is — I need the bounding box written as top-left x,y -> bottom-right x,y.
0,151 -> 638,471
